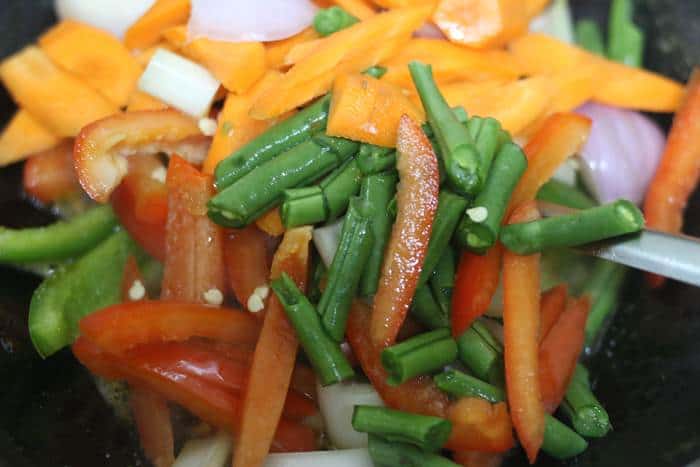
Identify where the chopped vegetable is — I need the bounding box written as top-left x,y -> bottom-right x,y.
607,0 -> 644,67
501,200 -> 645,255
314,7 -> 359,36
644,69 -> 700,287
411,285 -> 449,330
539,284 -> 568,343
138,48 -> 220,117
0,110 -> 59,167
430,248 -> 456,317
456,323 -> 503,385
39,20 -> 142,107
370,115 -> 439,348
265,28 -> 319,70
529,0 -> 574,43
172,431 -> 231,467
561,365 -> 611,438
368,435 -> 459,467
223,225 -> 271,312
271,273 -> 355,385
446,397 -> 514,453
575,20 -> 605,56
318,198 -> 374,341
381,328 -> 458,386
457,142 -> 528,253
28,230 -> 138,357
332,0 -> 376,20
451,246 -> 502,337
233,226 -> 313,467
214,95 -> 331,190
536,180 -> 596,210
124,0 -> 190,49
54,0 -> 156,39
435,369 -> 505,403
22,140 -> 80,204
327,73 -> 424,147
584,261 -> 626,347
161,156 -> 226,303
352,405 -> 452,452
74,109 -> 208,203
208,134 -> 358,228
502,201 -> 544,463
130,387 -> 175,467
0,46 -> 118,137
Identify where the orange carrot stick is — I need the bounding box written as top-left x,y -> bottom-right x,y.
446,398 -> 515,453
643,69 -> 700,288
539,284 -> 568,344
370,115 -> 439,347
124,0 -> 190,50
223,225 -> 271,312
539,296 -> 590,413
503,201 -> 544,464
233,227 -> 313,467
451,245 -> 503,337
265,28 -> 319,70
0,110 -> 59,167
256,208 -> 287,237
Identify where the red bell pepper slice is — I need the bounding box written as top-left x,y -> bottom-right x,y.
79,301 -> 260,353
502,201 -> 544,464
539,296 -> 590,413
447,398 -> 515,453
644,69 -> 700,288
22,140 -> 80,204
223,225 -> 272,312
161,156 -> 226,303
539,284 -> 568,344
371,115 -> 439,348
129,387 -> 175,467
451,245 -> 503,337
74,109 -> 209,203
233,227 -> 313,467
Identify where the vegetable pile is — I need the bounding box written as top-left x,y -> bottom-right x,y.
0,0 -> 698,466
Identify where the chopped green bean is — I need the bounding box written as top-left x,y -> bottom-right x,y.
321,158 -> 363,219
607,0 -> 644,67
411,285 -> 449,330
457,323 -> 504,386
381,329 -> 458,386
357,144 -> 396,175
473,117 -> 503,183
434,369 -> 505,403
313,6 -> 358,36
575,20 -> 606,56
363,66 -> 388,79
562,364 -> 612,438
430,248 -> 456,316
281,186 -> 326,227
537,179 -> 597,210
368,435 -> 459,467
353,406 -> 452,452
583,260 -> 627,347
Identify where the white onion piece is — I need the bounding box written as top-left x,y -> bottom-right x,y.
414,22 -> 445,39
189,0 -> 317,43
313,218 -> 344,267
575,102 -> 665,205
54,0 -> 155,38
138,49 -> 220,118
173,432 -> 232,467
317,380 -> 384,449
264,449 -> 373,467
529,0 -> 574,43
552,158 -> 579,186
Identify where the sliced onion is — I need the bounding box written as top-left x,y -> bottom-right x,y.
317,380 -> 384,449
173,431 -> 231,467
264,449 -> 373,467
54,0 -> 155,38
189,0 -> 317,43
313,218 -> 344,267
575,102 -> 665,205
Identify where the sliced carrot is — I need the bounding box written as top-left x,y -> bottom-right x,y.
256,208 -> 287,237
124,0 -> 190,50
39,20 -> 142,107
524,0 -> 549,18
223,225 -> 271,311
251,6 -> 431,119
539,284 -> 567,344
372,0 -> 438,7
447,398 -> 515,453
539,296 -> 590,413
203,71 -> 281,174
433,0 -> 528,48
453,451 -> 504,467
503,201 -> 544,464
381,39 -> 521,89
233,227 -> 312,467
130,386 -> 175,467
163,26 -> 266,94
127,90 -> 169,112
161,156 -> 226,303
133,42 -> 176,67
327,73 -> 424,147
0,46 -> 118,137
644,69 -> 700,287
509,113 -> 591,211
265,28 -> 319,70
22,140 -> 79,204
333,0 -> 377,19
283,39 -> 324,66
451,245 -> 503,337
509,33 -> 684,112
440,76 -> 551,136
0,110 -> 59,167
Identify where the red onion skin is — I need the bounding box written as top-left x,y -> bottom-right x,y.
575,102 -> 665,205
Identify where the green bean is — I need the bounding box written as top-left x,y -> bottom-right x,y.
500,200 -> 645,255
409,62 -> 480,196
368,435 -> 459,467
214,95 -> 331,189
358,171 -> 398,297
313,6 -> 358,36
0,205 -> 117,264
318,198 -> 374,341
270,273 -> 354,385
607,0 -> 644,67
430,247 -> 456,316
353,406 -> 452,452
434,369 -> 505,403
410,285 -> 449,330
281,186 -> 326,227
537,179 -> 597,210
209,135 -> 358,228
473,117 -> 503,183
321,158 -> 363,219
381,329 -> 458,386
457,142 -> 527,253
308,252 -> 327,304
419,191 -> 469,285
466,116 -> 483,141
363,66 -> 388,79
457,323 -> 504,386
562,364 -> 612,438
576,20 -> 606,56
584,260 -> 627,346
422,106 -> 469,139
356,144 -> 396,175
